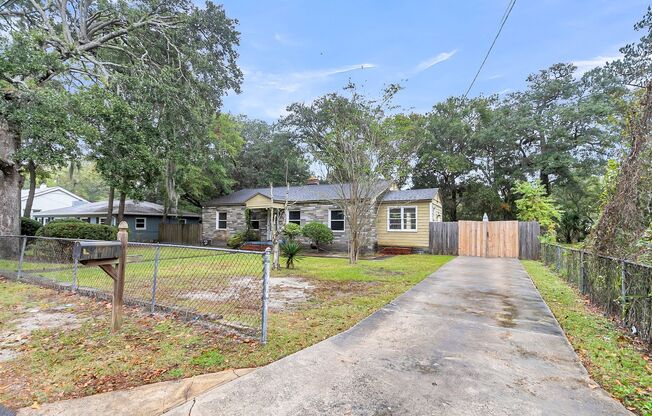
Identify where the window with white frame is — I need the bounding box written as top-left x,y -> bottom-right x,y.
288,210 -> 301,225
388,207 -> 417,231
329,210 -> 345,231
135,217 -> 147,230
216,211 -> 227,230
178,218 -> 187,224
99,217 -> 107,225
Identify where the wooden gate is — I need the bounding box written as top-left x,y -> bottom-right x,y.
487,221 -> 519,258
429,220 -> 540,259
458,221 -> 487,257
457,220 -> 519,258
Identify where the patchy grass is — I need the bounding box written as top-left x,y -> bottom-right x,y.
522,260 -> 652,415
0,254 -> 451,410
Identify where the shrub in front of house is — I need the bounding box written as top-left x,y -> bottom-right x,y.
21,217 -> 42,236
36,219 -> 118,241
282,223 -> 302,240
227,229 -> 258,249
281,240 -> 303,268
302,221 -> 333,250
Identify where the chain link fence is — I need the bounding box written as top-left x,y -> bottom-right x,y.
542,243 -> 652,343
0,236 -> 270,341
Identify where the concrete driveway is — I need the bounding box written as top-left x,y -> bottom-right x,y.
165,257 -> 631,416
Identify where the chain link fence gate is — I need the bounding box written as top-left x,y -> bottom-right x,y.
541,243 -> 652,343
0,236 -> 271,342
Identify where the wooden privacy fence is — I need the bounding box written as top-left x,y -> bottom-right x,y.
429,220 -> 540,259
158,223 -> 201,245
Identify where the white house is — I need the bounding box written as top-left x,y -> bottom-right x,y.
21,184 -> 88,221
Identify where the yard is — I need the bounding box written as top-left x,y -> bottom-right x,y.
0,254 -> 451,410
522,260 -> 652,415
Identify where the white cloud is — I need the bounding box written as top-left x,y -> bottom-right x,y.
273,33 -> 303,47
292,63 -> 377,80
572,55 -> 621,75
414,50 -> 457,73
227,63 -> 378,120
487,74 -> 503,80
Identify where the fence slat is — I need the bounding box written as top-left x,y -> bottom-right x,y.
518,221 -> 540,260
429,222 -> 458,255
158,223 -> 201,245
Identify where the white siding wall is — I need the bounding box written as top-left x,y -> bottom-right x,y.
21,190 -> 86,218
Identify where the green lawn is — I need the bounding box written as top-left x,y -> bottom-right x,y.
522,260 -> 652,415
0,254 -> 451,409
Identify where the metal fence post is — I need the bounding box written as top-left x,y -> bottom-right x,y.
579,250 -> 585,294
621,259 -> 627,322
72,257 -> 79,291
17,236 -> 27,279
151,245 -> 161,314
261,247 -> 271,344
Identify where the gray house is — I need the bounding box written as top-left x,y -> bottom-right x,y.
34,200 -> 200,242
203,179 -> 442,252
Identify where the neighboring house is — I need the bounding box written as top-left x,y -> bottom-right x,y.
21,184 -> 88,220
34,200 -> 200,242
202,179 -> 443,252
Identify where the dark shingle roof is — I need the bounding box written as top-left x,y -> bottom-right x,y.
206,182 -> 438,206
382,188 -> 439,202
33,200 -> 200,218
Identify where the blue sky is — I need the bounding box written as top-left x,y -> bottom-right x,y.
218,0 -> 650,121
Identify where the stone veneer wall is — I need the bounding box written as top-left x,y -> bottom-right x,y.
202,206 -> 246,244
202,202 -> 377,252
290,202 -> 376,253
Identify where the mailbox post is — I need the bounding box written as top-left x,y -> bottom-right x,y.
72,221 -> 129,332
114,222 -> 128,331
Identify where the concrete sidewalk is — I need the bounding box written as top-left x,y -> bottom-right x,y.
17,368 -> 254,416
165,257 -> 631,416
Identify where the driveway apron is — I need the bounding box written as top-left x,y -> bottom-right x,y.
165,256 -> 631,416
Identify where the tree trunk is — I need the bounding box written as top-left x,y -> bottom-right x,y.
540,171 -> 551,195
348,232 -> 359,264
0,119 -> 21,236
106,186 -> 115,225
117,191 -> 126,224
23,160 -> 37,218
164,159 -> 178,222
450,188 -> 458,222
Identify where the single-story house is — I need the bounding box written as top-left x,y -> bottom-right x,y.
21,184 -> 88,220
202,179 -> 442,252
34,199 -> 200,242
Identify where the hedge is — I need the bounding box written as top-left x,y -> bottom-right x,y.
36,219 -> 118,241
21,217 -> 42,236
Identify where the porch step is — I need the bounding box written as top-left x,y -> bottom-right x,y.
378,247 -> 414,255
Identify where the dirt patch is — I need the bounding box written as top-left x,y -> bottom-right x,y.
181,276 -> 316,311
268,277 -> 315,311
181,276 -> 258,303
0,305 -> 84,363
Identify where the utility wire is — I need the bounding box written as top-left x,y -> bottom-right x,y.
463,0 -> 517,98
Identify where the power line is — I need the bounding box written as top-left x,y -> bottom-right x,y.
463,0 -> 517,98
